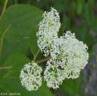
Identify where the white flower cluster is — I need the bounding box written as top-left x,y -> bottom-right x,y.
50,31 -> 89,79
20,7 -> 89,91
44,59 -> 65,89
44,31 -> 89,89
20,61 -> 42,91
36,8 -> 89,89
37,8 -> 61,56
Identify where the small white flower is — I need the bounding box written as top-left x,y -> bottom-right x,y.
44,59 -> 65,89
50,31 -> 89,79
37,7 -> 61,56
20,61 -> 42,91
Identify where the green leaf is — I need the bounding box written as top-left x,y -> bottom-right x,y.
0,52 -> 54,96
0,0 -> 5,5
83,2 -> 97,31
0,4 -> 54,96
38,82 -> 54,96
1,52 -> 29,78
60,77 -> 83,96
75,0 -> 85,15
0,78 -> 54,96
0,4 -> 42,64
0,52 -> 32,96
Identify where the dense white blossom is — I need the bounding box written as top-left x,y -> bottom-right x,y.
37,8 -> 61,56
50,31 -> 89,79
20,8 -> 89,91
44,31 -> 89,89
44,59 -> 65,89
20,61 -> 42,91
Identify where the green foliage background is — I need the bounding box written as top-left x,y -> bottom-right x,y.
0,0 -> 97,96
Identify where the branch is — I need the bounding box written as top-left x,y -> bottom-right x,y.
33,49 -> 40,61
36,56 -> 50,64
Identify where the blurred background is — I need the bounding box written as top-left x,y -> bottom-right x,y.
0,0 -> 97,96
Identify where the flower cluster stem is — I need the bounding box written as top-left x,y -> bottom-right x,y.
36,56 -> 50,64
33,49 -> 40,61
